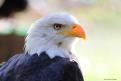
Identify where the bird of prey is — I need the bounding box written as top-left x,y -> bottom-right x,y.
0,13 -> 86,81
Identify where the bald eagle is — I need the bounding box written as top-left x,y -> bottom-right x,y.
0,13 -> 86,81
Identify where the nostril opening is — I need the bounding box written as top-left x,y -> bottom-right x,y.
73,26 -> 76,29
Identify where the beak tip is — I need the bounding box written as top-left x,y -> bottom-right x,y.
83,34 -> 86,40
72,24 -> 86,40
81,35 -> 86,40
82,37 -> 85,40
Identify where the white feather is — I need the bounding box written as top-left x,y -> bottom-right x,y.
25,13 -> 80,58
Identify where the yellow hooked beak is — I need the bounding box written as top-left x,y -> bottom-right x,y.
58,24 -> 86,40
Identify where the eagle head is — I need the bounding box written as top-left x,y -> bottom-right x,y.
25,13 -> 86,58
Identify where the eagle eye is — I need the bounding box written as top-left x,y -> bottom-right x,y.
53,23 -> 63,30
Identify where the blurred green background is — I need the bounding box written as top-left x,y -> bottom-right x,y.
0,0 -> 121,81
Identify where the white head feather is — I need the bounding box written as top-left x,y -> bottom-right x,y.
25,13 -> 80,58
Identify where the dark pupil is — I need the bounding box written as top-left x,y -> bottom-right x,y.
54,24 -> 62,30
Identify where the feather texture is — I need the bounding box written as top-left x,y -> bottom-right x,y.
0,52 -> 84,81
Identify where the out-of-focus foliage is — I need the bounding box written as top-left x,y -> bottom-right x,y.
0,0 -> 28,17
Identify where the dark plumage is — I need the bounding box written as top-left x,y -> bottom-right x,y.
0,52 -> 84,81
